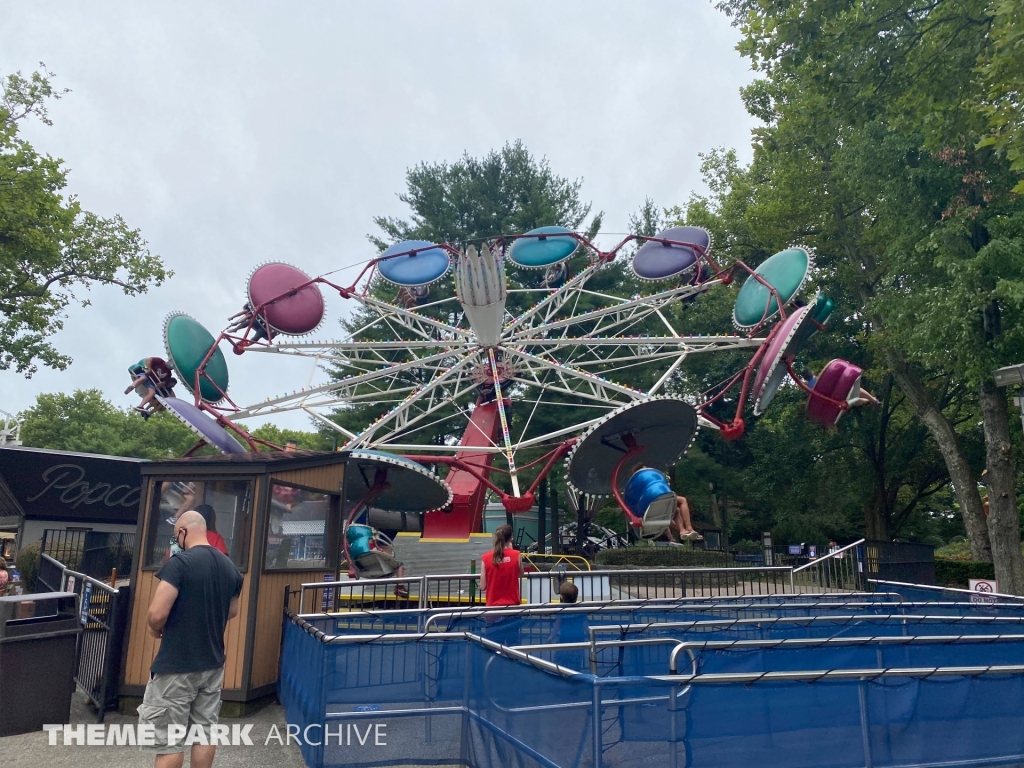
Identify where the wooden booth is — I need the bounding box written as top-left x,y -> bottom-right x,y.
120,451 -> 346,713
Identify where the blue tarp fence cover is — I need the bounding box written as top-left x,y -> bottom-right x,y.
278,591 -> 1024,768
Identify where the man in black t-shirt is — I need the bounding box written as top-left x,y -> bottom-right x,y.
138,510 -> 243,767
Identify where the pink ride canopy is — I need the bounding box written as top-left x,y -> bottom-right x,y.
806,358 -> 864,426
247,262 -> 325,336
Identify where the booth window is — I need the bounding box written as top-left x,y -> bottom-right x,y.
264,483 -> 333,570
145,479 -> 253,570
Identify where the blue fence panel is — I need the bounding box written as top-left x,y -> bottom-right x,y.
280,595 -> 1024,768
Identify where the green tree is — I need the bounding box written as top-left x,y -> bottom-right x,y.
370,140 -> 600,249
666,151 -> 971,547
975,0 -> 1024,191
19,389 -> 199,459
332,142 -> 610,482
248,423 -> 334,452
18,389 -> 332,459
719,0 -> 1024,588
1,66 -> 169,376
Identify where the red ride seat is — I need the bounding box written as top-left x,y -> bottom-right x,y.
806,359 -> 863,426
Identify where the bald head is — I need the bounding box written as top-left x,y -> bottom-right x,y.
174,510 -> 210,550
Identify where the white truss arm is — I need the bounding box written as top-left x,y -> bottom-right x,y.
510,280 -> 721,342
507,349 -> 645,403
229,349 -> 459,419
502,259 -> 607,335
346,356 -> 476,449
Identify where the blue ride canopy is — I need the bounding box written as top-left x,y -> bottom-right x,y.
376,240 -> 451,287
508,226 -> 578,268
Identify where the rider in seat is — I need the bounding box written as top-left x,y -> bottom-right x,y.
227,302 -> 272,342
126,357 -> 176,418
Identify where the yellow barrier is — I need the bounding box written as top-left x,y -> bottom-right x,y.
521,553 -> 591,572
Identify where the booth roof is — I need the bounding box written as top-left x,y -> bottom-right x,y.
140,449 -> 349,475
0,445 -> 147,464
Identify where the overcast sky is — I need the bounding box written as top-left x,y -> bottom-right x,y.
0,1 -> 757,432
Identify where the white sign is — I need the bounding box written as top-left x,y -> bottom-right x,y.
969,578 -> 998,605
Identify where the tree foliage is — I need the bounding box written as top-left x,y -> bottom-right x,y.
0,66 -> 170,376
711,0 -> 1024,588
19,389 -> 200,459
975,0 -> 1024,192
370,140 -> 600,250
18,389 -> 329,459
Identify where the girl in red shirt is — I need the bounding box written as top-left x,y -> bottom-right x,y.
480,524 -> 524,607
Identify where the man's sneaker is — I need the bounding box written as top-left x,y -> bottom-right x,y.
134,406 -> 151,420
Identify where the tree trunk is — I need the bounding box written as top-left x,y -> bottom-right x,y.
864,492 -> 889,541
887,352 -> 992,561
979,380 -> 1024,594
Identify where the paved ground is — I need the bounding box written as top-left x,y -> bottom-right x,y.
1,690 -> 308,768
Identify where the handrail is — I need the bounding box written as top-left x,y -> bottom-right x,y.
667,632 -> 1024,673
419,594 -> 906,633
466,632 -> 581,677
650,664 -> 1024,685
869,579 -> 1024,603
285,605 -> 465,644
792,538 -> 865,573
41,552 -> 119,595
461,625 -> 1024,686
586,612 -> 1024,641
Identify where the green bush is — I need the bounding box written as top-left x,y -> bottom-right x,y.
934,558 -> 996,588
934,540 -> 972,561
595,546 -> 734,568
731,539 -> 762,555
15,542 -> 41,593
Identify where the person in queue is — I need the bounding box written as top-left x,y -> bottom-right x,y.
479,523 -> 524,607
139,511 -> 243,768
194,504 -> 229,555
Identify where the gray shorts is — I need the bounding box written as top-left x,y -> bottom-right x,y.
137,668 -> 224,753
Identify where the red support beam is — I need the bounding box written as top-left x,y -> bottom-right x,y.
423,401 -> 501,539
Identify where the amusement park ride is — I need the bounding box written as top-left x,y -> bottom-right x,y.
134,225 -> 869,576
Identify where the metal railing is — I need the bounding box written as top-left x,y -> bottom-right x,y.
299,573 -> 484,612
41,529 -> 134,581
869,579 -> 1024,603
521,553 -> 591,572
304,563 -> 810,613
299,565 -> 876,618
38,554 -> 129,722
792,538 -> 865,591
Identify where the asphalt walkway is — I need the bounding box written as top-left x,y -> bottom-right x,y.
2,691 -> 308,768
